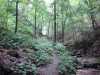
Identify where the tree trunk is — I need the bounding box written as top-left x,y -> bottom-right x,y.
62,21 -> 64,43
6,0 -> 9,29
61,9 -> 64,43
48,19 -> 50,38
56,23 -> 59,42
15,0 -> 18,33
54,0 -> 57,43
90,14 -> 99,30
34,7 -> 37,38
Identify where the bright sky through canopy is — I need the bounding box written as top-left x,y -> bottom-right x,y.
44,0 -> 80,7
43,0 -> 53,7
70,0 -> 80,6
43,0 -> 53,12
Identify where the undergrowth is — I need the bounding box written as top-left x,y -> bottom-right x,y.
55,43 -> 77,75
0,30 -> 76,75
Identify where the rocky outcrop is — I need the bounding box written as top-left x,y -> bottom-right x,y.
77,57 -> 100,69
0,49 -> 36,75
77,69 -> 100,75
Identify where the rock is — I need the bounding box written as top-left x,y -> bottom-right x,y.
77,69 -> 100,75
0,49 -> 35,75
77,57 -> 100,69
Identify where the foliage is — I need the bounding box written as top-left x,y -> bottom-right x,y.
0,49 -> 37,75
0,31 -> 33,49
0,0 -> 99,74
34,49 -> 52,66
16,38 -> 54,67
0,31 -> 53,66
32,38 -> 53,66
32,38 -> 53,54
0,29 -> 53,71
16,62 -> 37,75
0,31 -> 76,74
55,43 -> 77,75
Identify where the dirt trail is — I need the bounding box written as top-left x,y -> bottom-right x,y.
76,57 -> 100,75
76,69 -> 100,75
37,53 -> 60,75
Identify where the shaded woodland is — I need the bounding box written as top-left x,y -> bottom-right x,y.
0,0 -> 100,75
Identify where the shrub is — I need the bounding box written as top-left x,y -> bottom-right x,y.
16,62 -> 37,75
0,30 -> 76,75
32,38 -> 53,66
55,43 -> 77,75
0,31 -> 33,49
34,49 -> 52,66
0,49 -> 37,75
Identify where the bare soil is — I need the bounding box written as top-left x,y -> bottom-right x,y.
37,53 -> 60,75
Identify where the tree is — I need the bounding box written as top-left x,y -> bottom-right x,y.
53,0 -> 57,43
78,0 -> 100,30
15,0 -> 18,33
34,7 -> 37,38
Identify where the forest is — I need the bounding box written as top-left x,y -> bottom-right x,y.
0,0 -> 100,75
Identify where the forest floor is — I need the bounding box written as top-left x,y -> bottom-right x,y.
37,53 -> 100,75
37,52 -> 60,75
38,55 -> 100,75
76,69 -> 100,75
76,57 -> 100,75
